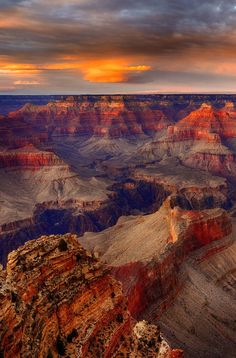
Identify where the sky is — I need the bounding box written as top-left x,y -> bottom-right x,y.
1,0 -> 236,94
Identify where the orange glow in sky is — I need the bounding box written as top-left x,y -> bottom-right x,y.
0,57 -> 151,84
1,0 -> 236,93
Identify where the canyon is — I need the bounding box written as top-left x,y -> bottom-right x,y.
0,94 -> 236,357
0,233 -> 183,357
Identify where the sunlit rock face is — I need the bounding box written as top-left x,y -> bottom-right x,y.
167,102 -> 236,142
168,204 -> 232,246
8,95 -> 173,139
1,94 -> 236,357
79,197 -> 232,318
0,234 -> 182,358
0,145 -> 64,169
129,100 -> 236,179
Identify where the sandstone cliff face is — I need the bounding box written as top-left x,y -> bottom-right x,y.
1,95 -> 236,357
0,199 -> 121,267
183,152 -> 236,177
123,205 -> 232,318
3,97 -> 236,147
133,168 -> 231,210
0,146 -> 64,169
0,234 -> 182,358
160,238 -> 236,358
81,199 -> 232,319
168,204 -> 232,246
136,102 -> 236,178
0,177 -> 172,267
0,116 -> 49,147
8,96 -> 173,138
167,103 -> 236,142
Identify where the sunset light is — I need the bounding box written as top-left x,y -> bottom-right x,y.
0,0 -> 236,93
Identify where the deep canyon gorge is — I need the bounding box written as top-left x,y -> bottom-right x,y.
0,94 -> 236,357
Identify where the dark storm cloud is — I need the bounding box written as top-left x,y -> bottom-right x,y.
1,0 -> 236,59
0,0 -> 26,9
1,0 -> 236,93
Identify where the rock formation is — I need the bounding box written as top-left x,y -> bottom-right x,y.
130,101 -> 236,178
160,238 -> 236,358
0,145 -> 64,169
1,94 -> 236,357
167,102 -> 236,142
80,198 -> 232,317
8,96 -> 173,139
0,234 -> 182,358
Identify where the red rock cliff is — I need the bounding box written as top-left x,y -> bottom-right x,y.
183,152 -> 236,177
8,96 -> 173,138
0,234 -> 181,358
167,103 -> 236,142
111,202 -> 232,318
0,146 -> 64,169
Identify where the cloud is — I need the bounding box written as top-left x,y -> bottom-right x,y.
80,60 -> 151,83
0,0 -> 25,8
1,0 -> 236,93
14,80 -> 40,85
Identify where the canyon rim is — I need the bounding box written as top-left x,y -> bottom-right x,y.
1,1 -> 236,357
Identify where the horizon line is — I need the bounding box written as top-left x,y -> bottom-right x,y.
1,92 -> 236,96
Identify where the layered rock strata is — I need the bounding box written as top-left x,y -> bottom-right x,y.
80,199 -> 232,318
8,96 -> 173,139
160,238 -> 236,357
0,145 -> 63,169
0,234 -> 182,358
167,103 -> 236,142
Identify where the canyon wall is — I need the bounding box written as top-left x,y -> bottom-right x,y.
81,199 -> 232,319
7,96 -> 174,139
167,103 -> 236,141
0,146 -> 64,169
0,234 -> 182,358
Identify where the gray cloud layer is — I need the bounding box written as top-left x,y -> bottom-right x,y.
1,0 -> 236,93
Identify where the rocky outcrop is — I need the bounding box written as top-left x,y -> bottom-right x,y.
150,103 -> 236,178
110,180 -> 171,213
0,200 -> 122,267
8,96 -> 173,138
133,168 -> 231,210
81,199 -> 232,319
0,116 -> 49,147
168,203 -> 232,246
125,205 -> 231,317
183,152 -> 236,177
1,94 -> 236,358
167,103 -> 236,142
0,145 -> 64,169
0,234 -> 182,357
123,101 -> 236,181
160,239 -> 236,357
0,178 -> 172,266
